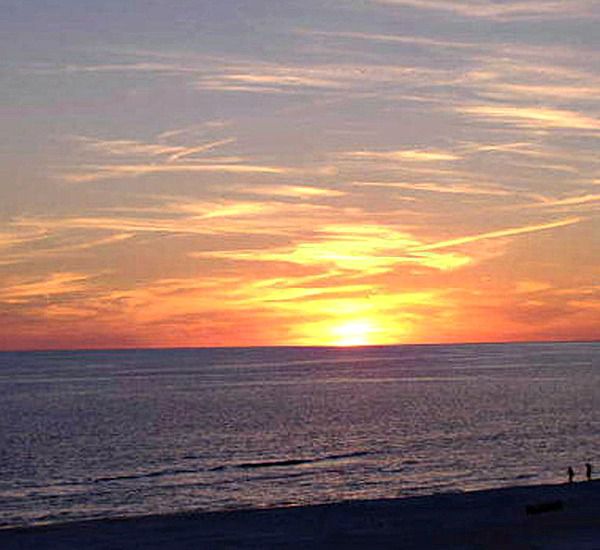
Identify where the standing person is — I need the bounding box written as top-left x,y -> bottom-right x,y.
568,466 -> 575,483
586,463 -> 592,481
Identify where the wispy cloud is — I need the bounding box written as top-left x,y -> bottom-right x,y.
64,162 -> 289,183
0,232 -> 134,267
61,58 -> 346,93
13,198 -> 341,242
297,29 -> 478,51
196,71 -> 342,94
529,194 -> 600,209
460,141 -> 552,158
156,121 -> 232,141
61,61 -> 205,74
74,136 -> 236,163
244,185 -> 345,198
64,131 -> 335,182
0,228 -> 48,250
75,136 -> 184,157
195,223 -> 472,273
376,0 -> 597,20
484,83 -> 600,102
415,217 -> 582,251
352,180 -> 510,196
339,149 -> 460,165
460,105 -> 600,131
57,50 -> 446,99
64,133 -> 283,182
0,273 -> 93,304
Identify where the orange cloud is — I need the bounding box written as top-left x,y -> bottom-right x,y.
0,273 -> 93,304
341,149 -> 460,162
245,185 -> 345,198
461,105 -> 600,130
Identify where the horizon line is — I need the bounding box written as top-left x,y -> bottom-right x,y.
1,337 -> 598,354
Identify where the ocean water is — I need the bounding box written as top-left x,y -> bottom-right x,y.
0,342 -> 598,528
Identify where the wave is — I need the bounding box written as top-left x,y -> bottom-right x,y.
91,467 -> 202,483
86,451 -> 371,484
212,451 -> 371,472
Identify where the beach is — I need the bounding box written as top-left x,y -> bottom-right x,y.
3,480 -> 599,549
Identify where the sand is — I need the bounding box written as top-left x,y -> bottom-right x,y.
2,480 -> 600,549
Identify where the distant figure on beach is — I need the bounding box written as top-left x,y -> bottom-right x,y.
568,467 -> 575,483
586,463 -> 592,481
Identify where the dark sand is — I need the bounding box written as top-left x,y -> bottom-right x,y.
2,481 -> 599,549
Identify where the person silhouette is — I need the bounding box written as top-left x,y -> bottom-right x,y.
568,466 -> 575,483
586,463 -> 592,481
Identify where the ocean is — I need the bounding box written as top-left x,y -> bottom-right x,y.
0,342 -> 598,528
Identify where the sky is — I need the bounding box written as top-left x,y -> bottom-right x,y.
0,0 -> 599,350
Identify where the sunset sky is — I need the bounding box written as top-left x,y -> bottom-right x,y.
1,0 -> 598,350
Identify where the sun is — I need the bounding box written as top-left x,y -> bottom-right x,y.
330,319 -> 378,347
293,309 -> 409,347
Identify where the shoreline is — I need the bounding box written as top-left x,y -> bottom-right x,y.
2,480 -> 600,549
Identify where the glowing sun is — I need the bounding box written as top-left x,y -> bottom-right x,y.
330,319 -> 378,346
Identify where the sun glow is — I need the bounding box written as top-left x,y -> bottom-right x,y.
329,319 -> 381,347
292,301 -> 413,347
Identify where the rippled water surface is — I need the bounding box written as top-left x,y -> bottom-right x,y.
0,342 -> 598,527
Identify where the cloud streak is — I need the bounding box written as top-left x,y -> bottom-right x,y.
244,185 -> 345,198
0,273 -> 93,304
415,217 -> 582,251
341,149 -> 460,162
298,29 -> 478,51
64,162 -> 289,183
64,131 -> 336,182
194,223 -> 473,274
74,136 -> 236,162
460,105 -> 600,131
376,0 -> 597,20
352,180 -> 511,197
